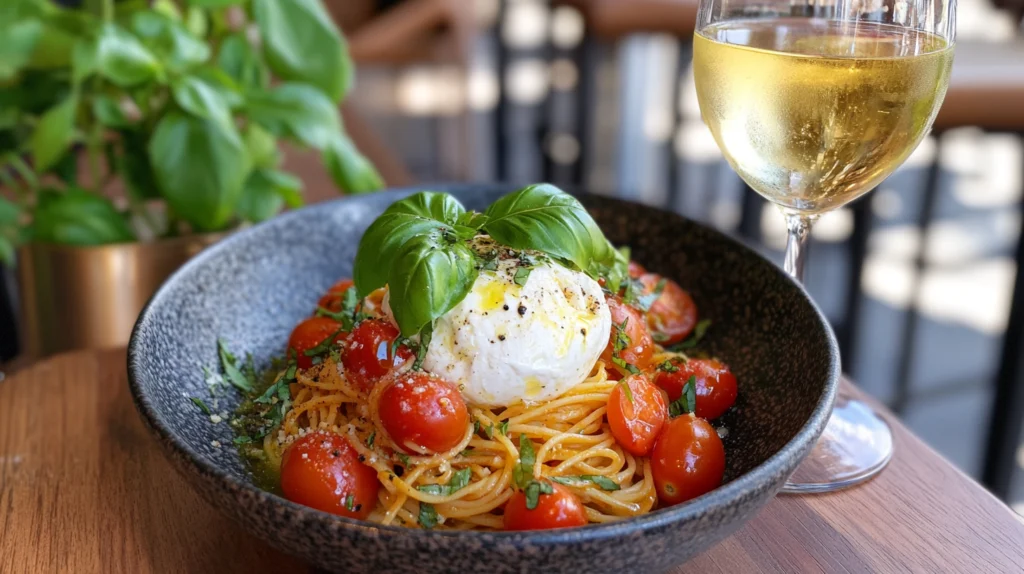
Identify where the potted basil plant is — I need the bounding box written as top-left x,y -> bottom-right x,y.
0,0 -> 384,357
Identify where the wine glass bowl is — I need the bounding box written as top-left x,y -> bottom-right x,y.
692,0 -> 955,492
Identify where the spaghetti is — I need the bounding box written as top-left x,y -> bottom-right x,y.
259,355 -> 660,530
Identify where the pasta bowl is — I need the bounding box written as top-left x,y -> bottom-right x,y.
128,183 -> 839,573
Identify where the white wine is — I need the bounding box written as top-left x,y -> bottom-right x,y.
693,19 -> 953,214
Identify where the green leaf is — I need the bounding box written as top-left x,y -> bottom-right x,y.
523,479 -> 553,510
184,6 -> 208,38
353,192 -> 467,297
252,0 -> 352,102
673,319 -> 712,350
513,266 -> 531,287
171,75 -> 232,128
118,130 -> 161,199
131,11 -> 210,73
92,95 -> 132,128
216,33 -> 268,90
218,338 -> 254,392
668,375 -> 698,418
418,502 -> 438,529
386,232 -> 478,337
238,168 -> 302,223
187,0 -> 247,7
243,123 -> 279,168
483,184 -> 612,274
30,188 -> 135,246
192,65 -> 244,109
0,197 -> 20,226
245,83 -> 339,150
0,19 -> 43,81
189,396 -> 211,415
153,0 -> 182,20
29,94 -> 78,172
73,23 -> 162,87
149,111 -> 252,231
323,132 -> 384,194
416,468 -> 472,496
512,433 -> 536,490
550,475 -> 621,491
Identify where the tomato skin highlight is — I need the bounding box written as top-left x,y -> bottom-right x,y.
288,317 -> 345,370
651,415 -> 726,506
503,482 -> 588,531
600,296 -> 655,380
342,319 -> 412,391
377,371 -> 469,454
607,374 -> 667,456
638,274 -> 698,346
654,358 -> 738,421
628,260 -> 647,279
280,431 -> 379,519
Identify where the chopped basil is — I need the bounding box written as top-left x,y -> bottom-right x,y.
189,397 -> 211,415
523,479 -> 554,510
303,326 -> 345,358
344,494 -> 355,511
673,319 -> 712,350
481,257 -> 499,272
668,375 -> 698,418
611,356 -> 641,377
232,435 -> 254,445
417,468 -> 472,496
513,266 -> 532,286
412,323 -> 432,371
367,430 -> 376,448
657,360 -> 681,373
499,421 -> 509,436
218,338 -> 254,391
550,475 -> 621,491
485,423 -> 495,439
613,318 -> 631,352
512,434 -> 536,489
418,502 -> 439,529
616,377 -> 635,404
398,453 -> 411,467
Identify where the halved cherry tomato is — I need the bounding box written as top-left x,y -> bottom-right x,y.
318,279 -> 355,313
288,316 -> 345,370
628,260 -> 647,279
377,371 -> 469,454
280,431 -> 379,519
600,296 -> 655,379
503,482 -> 588,531
654,358 -> 738,420
651,414 -> 725,506
342,319 -> 412,391
638,274 -> 698,346
607,374 -> 667,456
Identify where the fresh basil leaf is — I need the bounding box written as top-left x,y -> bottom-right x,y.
30,188 -> 135,245
513,266 -> 531,287
73,23 -> 162,86
216,33 -> 268,90
657,360 -> 681,373
611,357 -> 641,377
245,83 -> 339,150
512,433 -> 537,490
252,0 -> 353,102
457,211 -> 488,230
483,184 -> 612,274
523,479 -> 553,510
417,468 -> 472,496
218,338 -> 253,391
412,323 -> 432,370
193,65 -> 244,109
171,75 -> 232,128
189,396 -> 211,415
29,94 -> 77,172
668,375 -> 698,418
238,168 -> 303,223
303,326 -> 344,357
674,319 -> 712,350
149,111 -> 252,231
499,421 -> 509,436
323,131 -> 384,195
418,502 -> 438,529
130,11 -> 209,73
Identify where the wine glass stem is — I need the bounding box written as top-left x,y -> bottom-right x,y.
783,213 -> 815,282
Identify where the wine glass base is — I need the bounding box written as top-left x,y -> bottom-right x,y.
780,394 -> 894,494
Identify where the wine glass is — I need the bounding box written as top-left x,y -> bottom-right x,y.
692,0 -> 955,492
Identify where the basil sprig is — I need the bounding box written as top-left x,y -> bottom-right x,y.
668,376 -> 698,418
354,184 -> 624,337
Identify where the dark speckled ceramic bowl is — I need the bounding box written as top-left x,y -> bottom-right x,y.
128,183 -> 839,574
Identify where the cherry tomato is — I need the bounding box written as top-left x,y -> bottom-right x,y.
377,371 -> 469,454
638,274 -> 698,346
607,374 -> 667,456
342,319 -> 412,391
628,260 -> 647,279
503,482 -> 588,531
651,415 -> 725,506
318,279 -> 355,313
600,296 -> 655,379
288,316 -> 345,370
654,358 -> 738,420
280,431 -> 379,519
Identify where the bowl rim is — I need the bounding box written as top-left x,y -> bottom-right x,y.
128,183 -> 840,545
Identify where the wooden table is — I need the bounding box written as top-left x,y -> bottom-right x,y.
3,349 -> 1024,573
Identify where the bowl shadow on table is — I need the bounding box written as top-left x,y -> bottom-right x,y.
128,184 -> 838,573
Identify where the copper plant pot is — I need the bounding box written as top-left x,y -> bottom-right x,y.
16,234 -> 222,359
